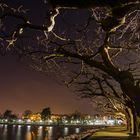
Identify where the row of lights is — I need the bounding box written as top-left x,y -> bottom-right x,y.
0,118 -> 124,126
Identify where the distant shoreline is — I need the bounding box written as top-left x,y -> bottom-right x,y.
0,122 -> 105,128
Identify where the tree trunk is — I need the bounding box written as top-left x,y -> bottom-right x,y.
131,107 -> 140,136
125,100 -> 139,136
115,71 -> 140,136
125,108 -> 132,132
125,106 -> 139,136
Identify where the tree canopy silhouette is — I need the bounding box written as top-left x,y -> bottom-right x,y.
1,0 -> 140,136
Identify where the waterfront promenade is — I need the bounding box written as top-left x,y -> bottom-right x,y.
57,126 -> 139,140
86,126 -> 140,140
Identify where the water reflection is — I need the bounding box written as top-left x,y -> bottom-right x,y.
3,125 -> 7,140
12,125 -> 16,136
25,125 -> 52,140
16,125 -> 21,140
27,125 -> 31,130
64,127 -> 68,136
3,125 -> 8,135
75,127 -> 80,133
44,126 -> 53,140
0,124 -> 91,140
37,126 -> 43,140
26,125 -> 31,140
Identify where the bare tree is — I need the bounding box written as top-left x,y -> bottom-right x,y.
72,69 -> 132,131
1,0 -> 140,135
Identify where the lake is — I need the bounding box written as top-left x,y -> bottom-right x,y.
0,124 -> 95,140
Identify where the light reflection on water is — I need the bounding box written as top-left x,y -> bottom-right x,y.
64,127 -> 68,136
0,124 -> 93,140
16,125 -> 21,140
26,125 -> 31,140
75,127 -> 80,133
3,125 -> 8,140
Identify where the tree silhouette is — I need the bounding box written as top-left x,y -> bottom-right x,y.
41,107 -> 51,120
22,109 -> 33,119
1,0 -> 140,135
3,110 -> 12,119
3,110 -> 17,121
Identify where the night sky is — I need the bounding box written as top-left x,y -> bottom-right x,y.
0,0 -> 96,115
0,54 -> 96,115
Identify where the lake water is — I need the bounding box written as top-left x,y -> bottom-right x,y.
0,124 -> 94,140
